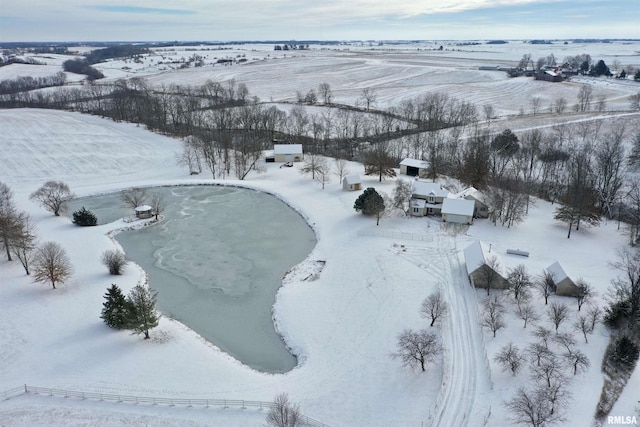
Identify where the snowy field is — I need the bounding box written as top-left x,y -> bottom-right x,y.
1,40 -> 640,426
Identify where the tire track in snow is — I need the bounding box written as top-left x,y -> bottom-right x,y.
396,234 -> 491,427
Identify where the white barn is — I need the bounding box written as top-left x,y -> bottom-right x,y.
273,144 -> 303,162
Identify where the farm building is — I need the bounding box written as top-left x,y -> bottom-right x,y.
455,187 -> 490,218
409,180 -> 450,216
273,144 -> 303,162
400,158 -> 429,177
134,205 -> 153,219
463,241 -> 510,290
342,175 -> 362,191
534,69 -> 564,82
441,198 -> 475,224
546,261 -> 579,296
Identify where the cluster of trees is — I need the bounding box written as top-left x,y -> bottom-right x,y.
0,72 -> 67,95
62,58 -> 104,80
100,283 -> 160,339
392,290 -> 447,372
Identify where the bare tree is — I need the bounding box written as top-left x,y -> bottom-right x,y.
360,87 -> 377,111
494,343 -> 526,375
392,329 -> 441,372
120,187 -> 148,211
150,193 -> 166,221
530,351 -> 565,388
508,264 -> 533,302
576,85 -> 593,112
11,213 -> 37,275
531,97 -> 542,115
563,349 -> 590,375
480,255 -> 504,296
554,97 -> 567,114
630,92 -> 640,110
391,179 -> 413,215
176,136 -> 203,175
586,305 -> 601,331
29,180 -> 74,216
0,182 -> 20,261
505,386 -> 566,427
314,159 -> 330,190
420,290 -> 448,327
333,158 -> 350,183
552,332 -> 576,353
533,326 -> 553,349
266,393 -> 302,427
573,314 -> 593,344
574,279 -> 595,311
300,153 -> 325,181
516,302 -> 539,328
101,249 -> 129,275
482,295 -> 506,337
32,241 -> 73,289
317,82 -> 332,105
527,342 -> 554,367
547,302 -> 569,333
536,270 -> 555,305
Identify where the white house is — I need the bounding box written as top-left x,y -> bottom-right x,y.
546,261 -> 579,296
342,175 -> 362,191
455,187 -> 490,218
463,241 -> 510,289
273,144 -> 303,162
400,158 -> 429,177
409,180 -> 450,216
441,198 -> 475,224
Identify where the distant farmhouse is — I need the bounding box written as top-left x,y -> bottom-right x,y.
408,180 -> 489,223
409,180 -> 450,216
454,187 -> 490,218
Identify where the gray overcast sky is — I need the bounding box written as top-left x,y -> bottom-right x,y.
1,0 -> 639,42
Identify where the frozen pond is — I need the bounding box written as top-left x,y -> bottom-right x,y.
67,185 -> 316,373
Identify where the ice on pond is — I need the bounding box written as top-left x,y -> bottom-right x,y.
68,185 -> 316,373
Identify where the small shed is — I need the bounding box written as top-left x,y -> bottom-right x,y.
441,198 -> 475,224
342,175 -> 362,191
400,158 -> 429,177
546,261 -> 579,296
135,205 -> 153,219
274,144 -> 303,162
463,241 -> 510,290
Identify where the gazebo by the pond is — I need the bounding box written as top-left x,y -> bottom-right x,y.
134,205 -> 153,219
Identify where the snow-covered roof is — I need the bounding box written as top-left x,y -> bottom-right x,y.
409,198 -> 426,208
442,198 -> 475,216
400,158 -> 429,169
464,241 -> 488,275
343,175 -> 361,185
546,261 -> 569,282
545,70 -> 559,77
455,187 -> 486,204
412,180 -> 450,198
273,144 -> 303,155
135,205 -> 152,211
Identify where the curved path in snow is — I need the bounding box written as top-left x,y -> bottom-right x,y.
397,231 -> 491,426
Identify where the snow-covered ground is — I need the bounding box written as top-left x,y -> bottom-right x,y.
1,40 -> 640,426
1,108 -> 639,426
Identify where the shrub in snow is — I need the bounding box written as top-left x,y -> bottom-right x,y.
72,207 -> 97,226
101,249 -> 129,275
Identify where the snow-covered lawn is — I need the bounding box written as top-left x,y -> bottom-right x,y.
1,108 -> 639,426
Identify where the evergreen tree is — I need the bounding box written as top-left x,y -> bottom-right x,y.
353,187 -> 385,225
100,284 -> 131,329
72,207 -> 97,226
126,283 -> 160,339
